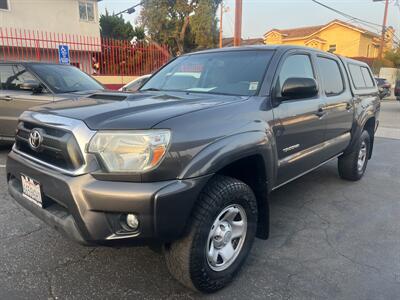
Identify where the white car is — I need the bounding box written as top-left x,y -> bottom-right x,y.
119,74 -> 151,92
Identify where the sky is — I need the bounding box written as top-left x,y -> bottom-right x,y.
98,0 -> 400,39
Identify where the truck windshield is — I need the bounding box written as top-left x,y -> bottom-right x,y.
29,64 -> 104,94
141,50 -> 273,96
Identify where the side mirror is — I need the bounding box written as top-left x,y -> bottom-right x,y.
281,77 -> 318,100
20,80 -> 42,93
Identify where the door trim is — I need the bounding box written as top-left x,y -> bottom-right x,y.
272,152 -> 343,191
278,132 -> 350,168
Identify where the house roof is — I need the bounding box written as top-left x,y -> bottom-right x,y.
222,38 -> 264,47
269,25 -> 325,39
305,37 -> 327,44
265,19 -> 381,40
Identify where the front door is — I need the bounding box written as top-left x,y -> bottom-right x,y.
272,52 -> 327,186
0,64 -> 53,138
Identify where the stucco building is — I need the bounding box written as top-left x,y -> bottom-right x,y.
0,0 -> 101,38
264,19 -> 394,59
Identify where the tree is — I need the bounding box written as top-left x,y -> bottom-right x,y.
384,48 -> 400,68
190,0 -> 220,50
132,26 -> 146,41
140,0 -> 221,54
100,10 -> 135,40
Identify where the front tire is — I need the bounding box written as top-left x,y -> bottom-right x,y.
164,175 -> 258,293
338,130 -> 371,181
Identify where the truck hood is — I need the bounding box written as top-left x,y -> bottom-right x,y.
31,92 -> 247,130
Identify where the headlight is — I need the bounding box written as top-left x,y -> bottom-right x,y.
88,130 -> 171,173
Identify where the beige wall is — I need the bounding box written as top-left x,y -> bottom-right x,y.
94,76 -> 140,85
0,0 -> 100,38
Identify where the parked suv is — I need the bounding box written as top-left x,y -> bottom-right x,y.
0,62 -> 104,143
6,46 -> 380,293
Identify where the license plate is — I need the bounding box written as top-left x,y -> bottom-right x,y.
21,174 -> 43,207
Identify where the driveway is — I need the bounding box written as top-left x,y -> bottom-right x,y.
0,101 -> 399,299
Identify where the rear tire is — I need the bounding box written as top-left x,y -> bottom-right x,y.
164,175 -> 258,293
338,130 -> 371,181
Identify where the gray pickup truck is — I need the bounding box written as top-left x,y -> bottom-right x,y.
6,46 -> 380,293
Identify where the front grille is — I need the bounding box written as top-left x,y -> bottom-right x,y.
15,121 -> 84,171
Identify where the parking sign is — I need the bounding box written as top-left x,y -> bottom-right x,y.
58,45 -> 70,64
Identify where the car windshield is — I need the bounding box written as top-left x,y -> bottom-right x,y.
140,50 -> 273,96
29,64 -> 104,93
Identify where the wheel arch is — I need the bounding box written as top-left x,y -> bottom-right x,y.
215,154 -> 270,240
346,113 -> 376,158
363,116 -> 376,159
179,131 -> 276,240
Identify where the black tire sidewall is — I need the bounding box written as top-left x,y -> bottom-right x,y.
190,183 -> 258,291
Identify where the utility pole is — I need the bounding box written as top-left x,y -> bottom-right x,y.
379,0 -> 390,59
233,0 -> 242,46
219,2 -> 224,48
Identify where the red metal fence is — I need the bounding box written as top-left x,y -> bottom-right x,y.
0,27 -> 170,76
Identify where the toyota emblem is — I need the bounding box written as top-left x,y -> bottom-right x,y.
29,129 -> 43,151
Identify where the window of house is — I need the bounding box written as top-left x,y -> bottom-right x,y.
0,0 -> 9,10
328,44 -> 337,53
79,1 -> 95,22
317,56 -> 344,96
276,54 -> 315,98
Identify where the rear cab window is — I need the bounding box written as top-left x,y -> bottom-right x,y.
347,62 -> 376,91
361,67 -> 374,88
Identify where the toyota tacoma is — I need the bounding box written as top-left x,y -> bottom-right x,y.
6,46 -> 380,293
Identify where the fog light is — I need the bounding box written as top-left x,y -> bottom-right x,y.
126,214 -> 139,230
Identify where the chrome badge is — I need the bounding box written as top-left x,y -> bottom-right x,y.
29,129 -> 43,151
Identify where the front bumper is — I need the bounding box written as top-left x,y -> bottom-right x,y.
7,150 -> 211,246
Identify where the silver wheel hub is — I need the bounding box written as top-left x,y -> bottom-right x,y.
358,141 -> 367,172
206,204 -> 247,272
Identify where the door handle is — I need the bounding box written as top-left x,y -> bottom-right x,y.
315,107 -> 326,118
0,95 -> 12,101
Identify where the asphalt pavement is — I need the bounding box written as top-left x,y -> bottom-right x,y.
0,101 -> 399,299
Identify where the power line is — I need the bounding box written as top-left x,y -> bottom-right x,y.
311,0 -> 383,29
311,0 -> 400,50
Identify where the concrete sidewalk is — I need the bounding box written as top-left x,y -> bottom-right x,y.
376,101 -> 400,140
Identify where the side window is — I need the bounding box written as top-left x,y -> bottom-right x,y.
276,54 -> 315,98
317,56 -> 344,96
361,67 -> 374,88
0,65 -> 38,91
349,64 -> 366,89
0,65 -> 13,90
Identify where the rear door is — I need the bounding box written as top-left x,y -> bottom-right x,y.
272,51 -> 327,185
315,54 -> 353,158
0,64 -> 53,138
